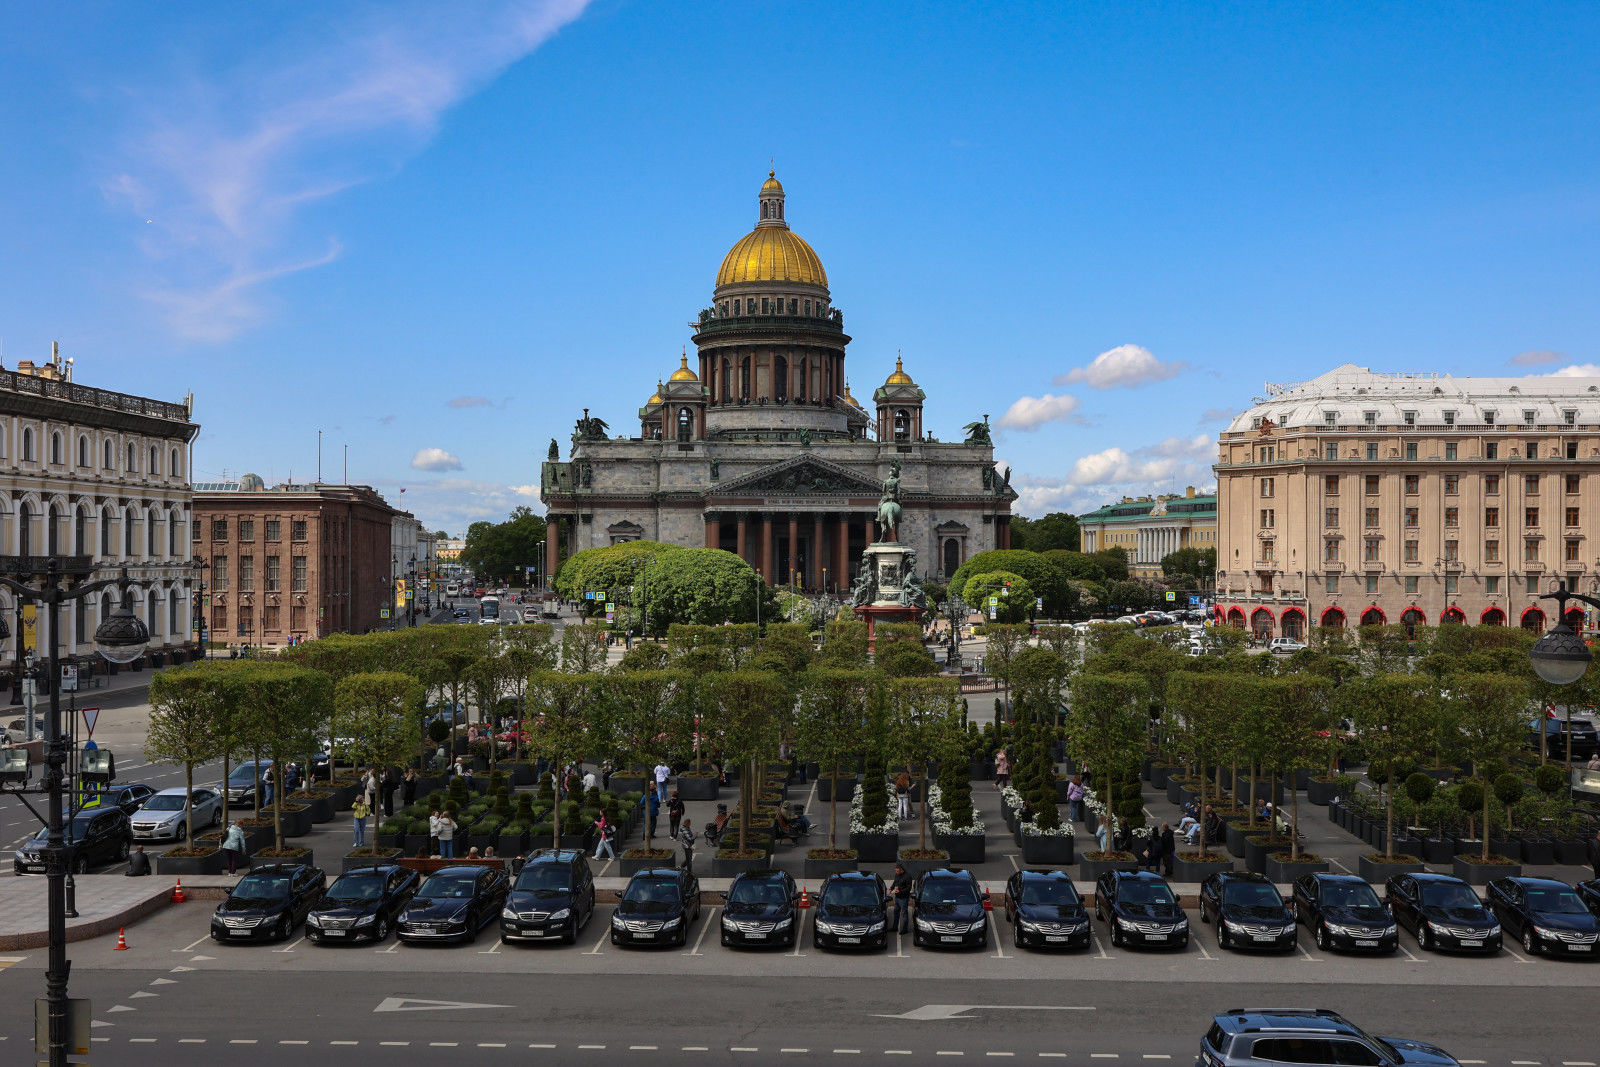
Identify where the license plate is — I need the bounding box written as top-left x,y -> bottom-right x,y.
1145,933 -> 1168,941
837,936 -> 860,944
1569,944 -> 1591,952
1045,935 -> 1067,942
1355,939 -> 1378,947
1253,935 -> 1276,942
1459,939 -> 1482,947
633,932 -> 654,939
746,932 -> 767,939
230,930 -> 253,938
322,929 -> 344,938
941,935 -> 963,943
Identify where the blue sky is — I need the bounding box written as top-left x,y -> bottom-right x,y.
2,1 -> 1597,530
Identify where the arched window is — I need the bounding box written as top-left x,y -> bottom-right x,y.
893,409 -> 910,441
148,590 -> 160,638
168,593 -> 179,638
127,443 -> 137,472
100,507 -> 112,556
1226,607 -> 1245,628
721,358 -> 732,401
75,509 -> 86,555
943,539 -> 960,578
1250,608 -> 1275,640
1521,607 -> 1546,633
149,446 -> 159,475
1281,608 -> 1305,640
1400,607 -> 1425,637
1320,607 -> 1346,629
740,356 -> 751,399
124,509 -> 135,557
168,511 -> 179,555
18,503 -> 31,556
46,504 -> 59,555
676,407 -> 693,442
170,447 -> 181,477
50,432 -> 61,465
77,436 -> 88,468
774,355 -> 787,400
75,593 -> 86,646
1360,608 -> 1385,627
1442,607 -> 1466,625
22,428 -> 34,462
103,440 -> 114,469
147,507 -> 159,555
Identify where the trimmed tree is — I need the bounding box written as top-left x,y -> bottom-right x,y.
705,671 -> 788,854
1067,672 -> 1148,855
1445,672 -> 1529,860
522,672 -> 598,849
886,677 -> 965,851
1340,674 -> 1436,860
233,663 -> 333,852
333,672 -> 424,843
795,669 -> 873,849
145,665 -> 230,846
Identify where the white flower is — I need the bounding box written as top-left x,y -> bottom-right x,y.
1020,821 -> 1075,838
847,781 -> 899,835
927,785 -> 985,836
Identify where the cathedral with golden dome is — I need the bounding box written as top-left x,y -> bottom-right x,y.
541,172 -> 1015,590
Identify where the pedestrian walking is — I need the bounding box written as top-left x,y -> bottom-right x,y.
221,820 -> 247,875
678,818 -> 695,872
352,796 -> 369,848
667,790 -> 685,838
993,748 -> 1010,791
593,813 -> 616,860
1067,775 -> 1085,822
428,808 -> 442,855
653,761 -> 671,806
402,768 -> 418,808
889,862 -> 913,934
895,771 -> 911,820
436,810 -> 457,859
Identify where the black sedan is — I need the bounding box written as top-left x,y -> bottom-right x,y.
1577,878 -> 1600,917
1292,873 -> 1398,953
1199,871 -> 1298,952
1487,876 -> 1600,957
1004,869 -> 1091,950
720,868 -> 800,949
1384,873 -> 1502,954
306,864 -> 420,944
611,867 -> 701,947
210,863 -> 327,943
812,871 -> 890,951
500,849 -> 597,944
911,868 -> 988,950
102,783 -> 157,816
1095,870 -> 1188,949
397,865 -> 509,944
14,808 -> 131,875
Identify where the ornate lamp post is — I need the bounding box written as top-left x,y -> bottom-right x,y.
406,555 -> 417,626
1528,582 -> 1600,686
946,594 -> 968,670
0,555 -> 148,1066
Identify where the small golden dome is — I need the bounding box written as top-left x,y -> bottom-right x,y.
761,169 -> 783,195
669,354 -> 698,381
884,356 -> 914,386
647,379 -> 664,405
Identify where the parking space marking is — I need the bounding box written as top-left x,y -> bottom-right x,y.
1561,1060 -> 1595,1065
230,1039 -> 258,1045
1091,926 -> 1109,960
630,1045 -> 658,1051
988,1053 -> 1015,1058
272,935 -> 306,953
1006,853 -> 1020,872
1328,857 -> 1354,875
1091,1054 -> 1119,1059
584,915 -> 611,955
478,938 -> 503,955
791,909 -> 808,956
685,906 -> 718,956
1295,939 -> 1318,962
1396,943 -> 1424,963
1502,944 -> 1533,964
279,1039 -> 308,1045
895,927 -> 907,957
1194,937 -> 1214,961
175,935 -> 209,952
681,1047 -> 709,1052
378,938 -> 402,954
529,1043 -> 556,1049
479,1042 -> 508,1048
833,1050 -> 861,1055
1143,1056 -> 1171,1060
381,1041 -> 410,1046
781,1049 -> 810,1054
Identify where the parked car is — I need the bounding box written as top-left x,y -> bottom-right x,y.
611,867 -> 701,948
1577,878 -> 1600,917
1486,876 -> 1600,956
306,863 -> 420,944
397,865 -> 509,944
911,867 -> 988,950
1383,873 -> 1501,953
500,848 -> 596,944
1197,1008 -> 1461,1067
1003,868 -> 1091,950
209,862 -> 327,943
99,782 -> 158,816
719,868 -> 800,949
1199,871 -> 1298,952
1292,872 -> 1398,953
1526,714 -> 1600,761
811,871 -> 890,951
131,787 -> 223,842
13,808 -> 132,875
220,760 -> 274,806
1095,869 -> 1189,949
1268,637 -> 1307,655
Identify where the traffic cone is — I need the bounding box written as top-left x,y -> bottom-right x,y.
170,878 -> 186,904
798,885 -> 811,909
982,886 -> 993,911
114,927 -> 128,951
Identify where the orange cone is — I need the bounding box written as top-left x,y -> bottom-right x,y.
170,878 -> 186,904
982,886 -> 993,911
798,885 -> 811,909
114,927 -> 128,951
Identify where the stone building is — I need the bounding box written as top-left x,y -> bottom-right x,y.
1214,363 -> 1600,641
1078,487 -> 1217,580
0,349 -> 201,680
191,479 -> 406,649
540,172 -> 1015,589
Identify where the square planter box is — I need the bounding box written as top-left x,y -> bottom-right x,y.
1306,778 -> 1338,806
1166,779 -> 1193,806
274,805 -> 314,839
1236,778 -> 1284,808
935,832 -> 987,864
497,830 -> 530,856
968,759 -> 993,782
713,853 -> 770,878
502,762 -> 535,787
1019,833 -> 1074,867
1283,769 -> 1311,792
804,854 -> 860,879
1079,855 -> 1140,881
1555,838 -> 1590,865
300,794 -> 336,823
1173,855 -> 1234,882
255,848 -> 315,870
621,852 -> 677,876
1150,765 -> 1174,790
1418,837 -> 1454,865
897,850 -> 951,877
1225,822 -> 1249,858
1452,854 -> 1521,885
233,823 -> 279,854
156,849 -> 228,876
816,777 -> 856,803
1265,855 -> 1329,883
675,775 -> 719,801
608,774 -> 648,795
1518,835 -> 1555,865
1488,838 -> 1522,862
1214,767 -> 1234,792
326,782 -> 360,809
342,849 -> 404,874
374,831 -> 404,852
1243,836 -> 1288,875
849,831 -> 900,863
403,834 -> 432,858
1357,854 -> 1424,882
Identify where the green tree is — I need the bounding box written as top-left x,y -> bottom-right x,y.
704,671 -> 787,853
459,506 -> 548,583
145,665 -> 231,846
981,623 -> 1030,712
523,672 -> 598,848
962,571 -> 1034,623
1168,672 -> 1252,859
233,663 -> 332,851
560,624 -> 609,674
1067,672 -> 1147,854
886,677 -> 965,850
1159,547 -> 1216,588
1340,674 -> 1437,859
1257,674 -> 1334,859
603,671 -> 694,841
1447,673 -> 1530,861
333,672 -> 424,840
949,550 -> 1070,617
1011,512 -> 1081,552
795,669 -> 873,849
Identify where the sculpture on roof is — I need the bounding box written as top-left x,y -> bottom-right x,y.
547,438 -> 559,462
573,408 -> 609,442
963,415 -> 992,445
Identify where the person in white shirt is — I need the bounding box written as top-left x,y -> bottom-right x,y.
653,763 -> 671,805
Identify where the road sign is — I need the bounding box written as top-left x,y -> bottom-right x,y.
404,590 -> 414,600
380,609 -> 391,619
987,596 -> 998,607
606,612 -> 615,622
585,591 -> 595,600
1165,591 -> 1176,602
1189,595 -> 1200,606
81,706 -> 100,738
596,590 -> 607,600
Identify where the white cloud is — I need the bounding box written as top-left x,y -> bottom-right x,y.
1544,364 -> 1600,378
448,396 -> 493,409
379,477 -> 542,532
1011,435 -> 1216,517
411,447 -> 463,471
1199,407 -> 1237,424
1510,349 -> 1567,367
1053,344 -> 1186,390
996,392 -> 1081,431
105,0 -> 592,340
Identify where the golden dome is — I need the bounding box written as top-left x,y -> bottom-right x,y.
884,356 -> 914,385
669,354 -> 698,381
647,379 -> 664,405
761,169 -> 783,195
715,170 -> 827,289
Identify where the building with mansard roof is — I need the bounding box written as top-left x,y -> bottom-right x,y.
540,172 -> 1015,592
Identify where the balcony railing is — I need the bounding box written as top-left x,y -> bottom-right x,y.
0,368 -> 191,422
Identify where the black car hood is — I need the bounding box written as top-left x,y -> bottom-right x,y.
919,902 -> 985,924
1222,904 -> 1291,923
508,890 -> 572,911
1528,909 -> 1600,934
404,898 -> 471,921
1324,905 -> 1389,924
724,901 -> 792,920
218,897 -> 290,917
817,902 -> 882,922
1115,902 -> 1182,920
616,902 -> 684,921
1420,904 -> 1492,925
1382,1038 -> 1461,1066
1018,903 -> 1086,922
311,901 -> 382,920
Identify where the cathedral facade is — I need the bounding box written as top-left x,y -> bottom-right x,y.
540,173 -> 1014,592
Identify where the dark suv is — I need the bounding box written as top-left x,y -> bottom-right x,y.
911,868 -> 988,949
14,808 -> 132,875
1383,873 -> 1501,954
1486,876 -> 1600,957
1096,869 -> 1189,949
500,849 -> 596,945
812,871 -> 890,951
1197,1008 -> 1460,1067
1004,869 -> 1090,950
720,868 -> 800,949
1292,873 -> 1398,953
1528,714 -> 1599,761
1199,871 -> 1297,952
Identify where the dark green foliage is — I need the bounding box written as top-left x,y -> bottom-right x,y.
1492,772 -> 1524,808
538,772 -> 555,802
515,793 -> 535,820
1403,772 -> 1437,806
1455,780 -> 1485,816
1534,764 -> 1565,796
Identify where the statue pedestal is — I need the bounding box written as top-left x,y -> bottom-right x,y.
856,603 -> 921,654
852,542 -> 924,653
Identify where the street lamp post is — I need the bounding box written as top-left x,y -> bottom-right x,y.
407,555 -> 417,627
1527,582 -> 1600,773
946,595 -> 968,670
0,555 -> 149,1067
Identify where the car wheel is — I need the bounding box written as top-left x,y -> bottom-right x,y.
116,840 -> 129,861
277,915 -> 292,941
1315,923 -> 1329,951
1014,923 -> 1025,949
375,917 -> 390,941
1523,928 -> 1538,955
1419,924 -> 1433,952
176,822 -> 187,843
1217,924 -> 1229,950
562,918 -> 577,945
1110,922 -> 1122,948
465,917 -> 479,944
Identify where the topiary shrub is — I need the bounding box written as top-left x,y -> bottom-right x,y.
1404,772 -> 1437,806
538,773 -> 555,803
1493,772 -> 1524,813
1534,764 -> 1565,797
515,793 -> 535,820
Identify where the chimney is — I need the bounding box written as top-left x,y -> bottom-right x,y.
1186,485 -> 1196,498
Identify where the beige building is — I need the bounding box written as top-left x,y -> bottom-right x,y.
1078,487 -> 1217,580
1214,363 -> 1600,641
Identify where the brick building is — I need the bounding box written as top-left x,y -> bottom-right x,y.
190,476 -> 406,649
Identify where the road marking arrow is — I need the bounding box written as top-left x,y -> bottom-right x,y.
873,1005 -> 1096,1022
374,997 -> 514,1014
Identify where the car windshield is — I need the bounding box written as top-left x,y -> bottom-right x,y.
418,876 -> 476,900
823,881 -> 880,911
228,765 -> 262,782
234,874 -> 291,902
144,796 -> 188,812
1322,882 -> 1382,909
1420,883 -> 1482,909
730,879 -> 787,905
920,880 -> 978,906
514,866 -> 572,894
324,875 -> 384,903
1222,883 -> 1283,908
1525,888 -> 1589,915
1119,882 -> 1174,906
623,879 -> 678,909
1020,880 -> 1079,907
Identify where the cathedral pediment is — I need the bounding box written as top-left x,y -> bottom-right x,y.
717,456 -> 883,496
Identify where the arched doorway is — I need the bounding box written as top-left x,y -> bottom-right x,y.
1481,607 -> 1505,626
1521,607 -> 1546,633
1562,607 -> 1584,629
1226,607 -> 1245,628
1360,607 -> 1385,627
1441,607 -> 1465,625
1281,608 -> 1305,640
1320,607 -> 1346,629
942,538 -> 960,579
1400,607 -> 1425,637
1251,608 -> 1275,641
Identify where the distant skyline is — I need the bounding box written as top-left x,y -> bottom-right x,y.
2,1 -> 1597,532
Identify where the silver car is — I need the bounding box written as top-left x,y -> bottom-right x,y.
132,787 -> 223,842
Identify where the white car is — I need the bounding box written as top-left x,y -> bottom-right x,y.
1267,637 -> 1307,655
132,787 -> 223,842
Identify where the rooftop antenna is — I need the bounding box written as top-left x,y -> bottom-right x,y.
317,429 -> 323,483
343,444 -> 348,484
